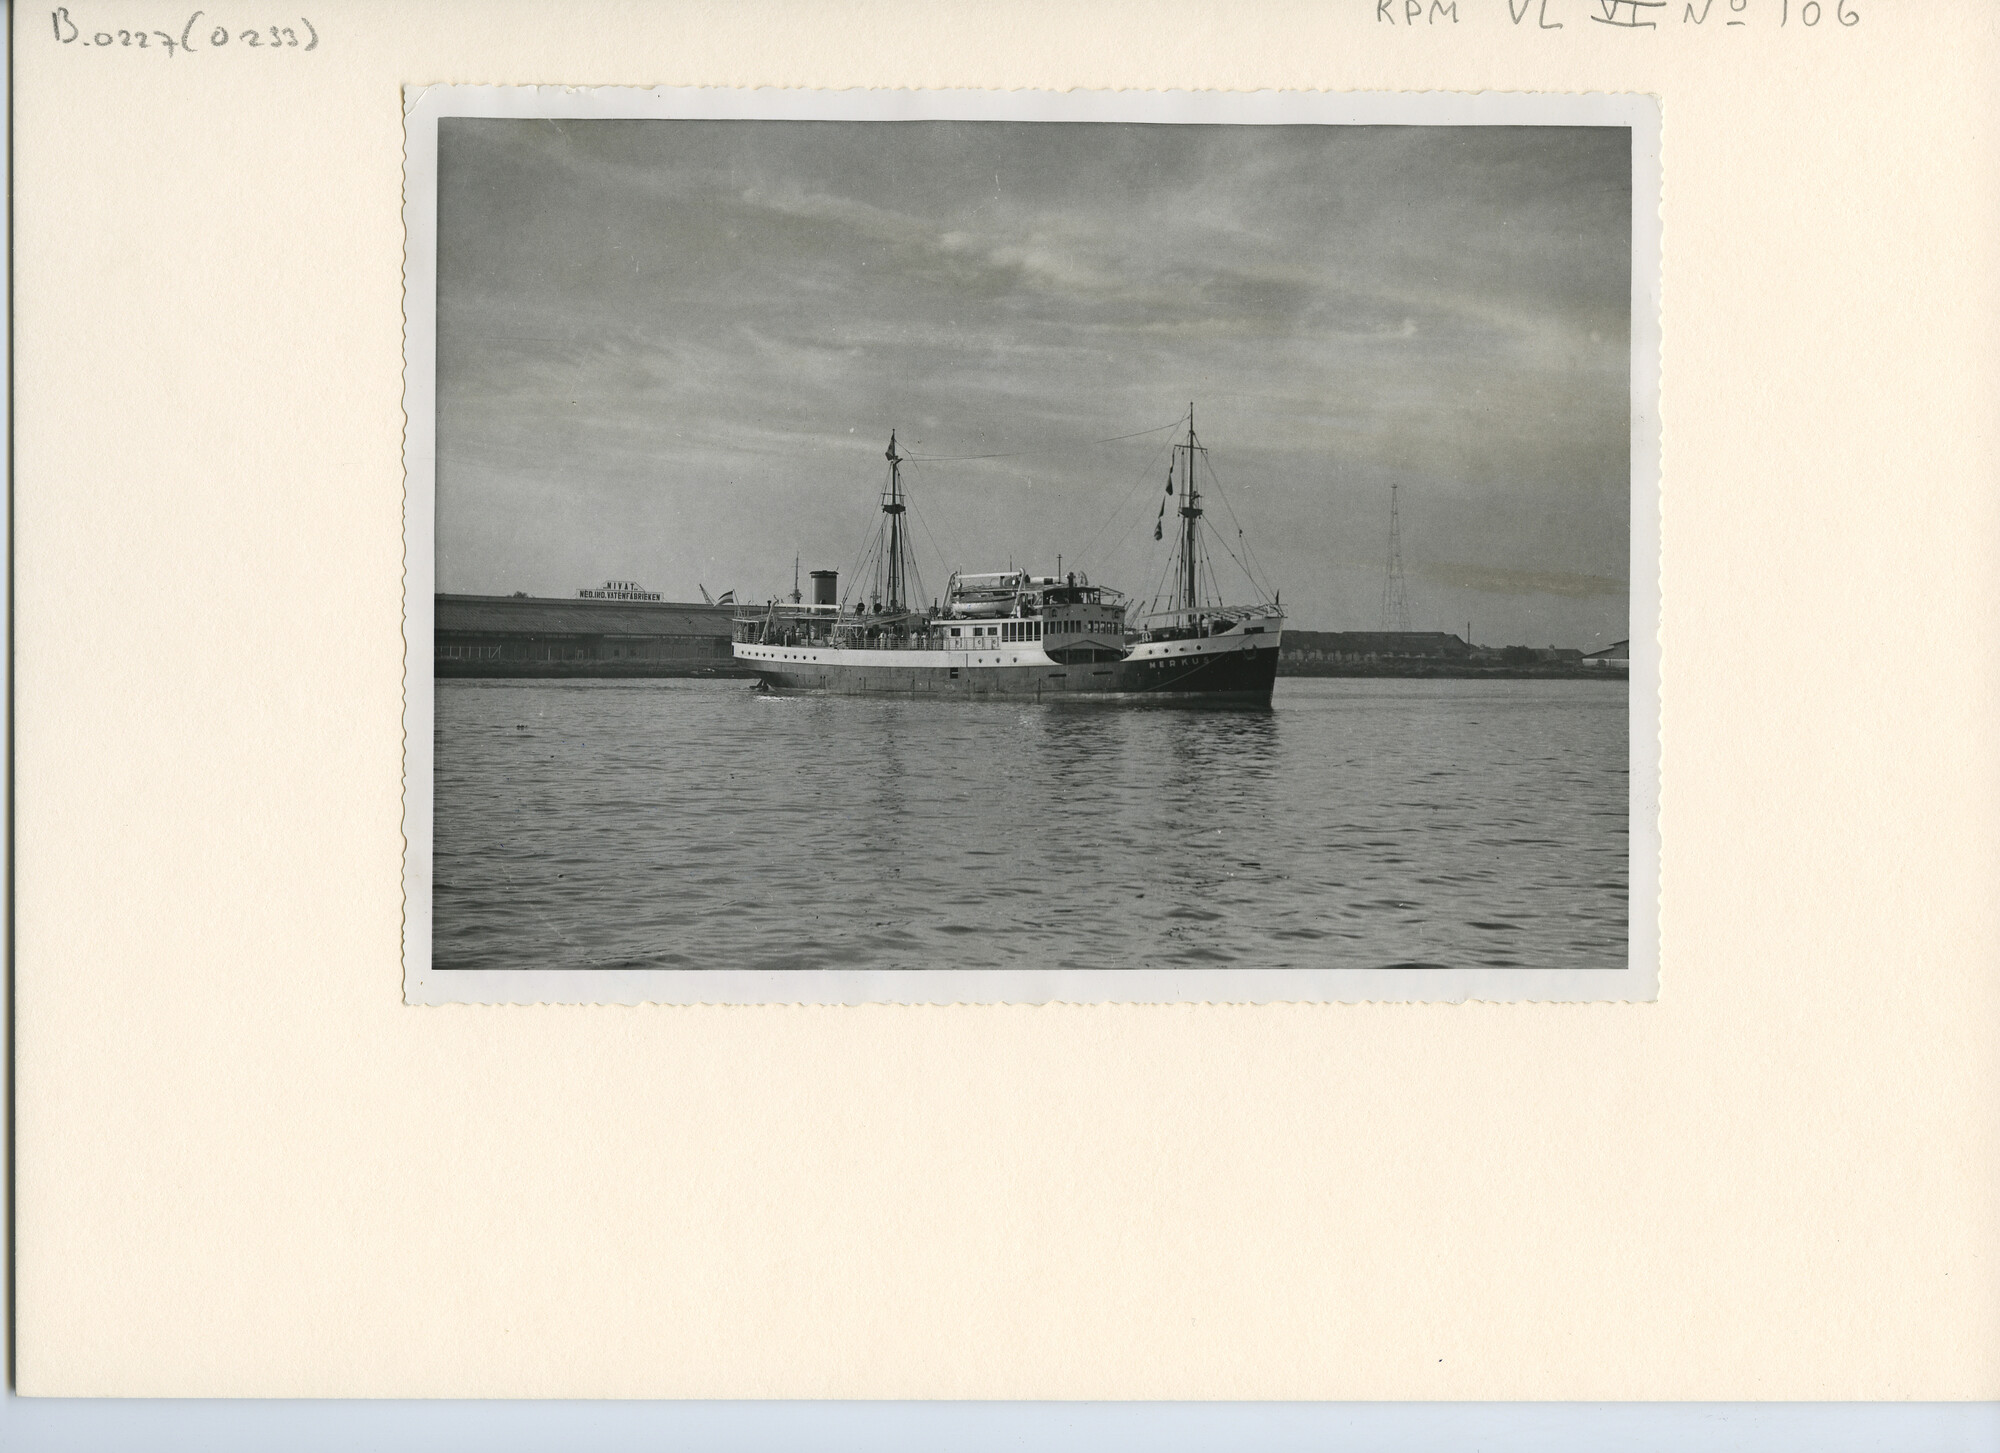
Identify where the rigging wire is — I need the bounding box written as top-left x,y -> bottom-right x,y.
1197,449 -> 1273,601
1071,429 -> 1180,571
1100,481 -> 1170,603
901,530 -> 930,614
839,488 -> 883,609
1206,521 -> 1265,605
1083,405 -> 1203,613
899,414 -> 1187,464
1200,517 -> 1265,606
821,409 -> 1279,627
842,537 -> 868,606
906,490 -> 959,603
1143,546 -> 1178,622
901,466 -> 966,570
1233,509 -> 1274,598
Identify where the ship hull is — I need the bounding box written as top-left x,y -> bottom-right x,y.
735,634 -> 1280,705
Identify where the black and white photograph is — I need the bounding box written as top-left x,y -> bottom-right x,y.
401,88 -> 1660,1003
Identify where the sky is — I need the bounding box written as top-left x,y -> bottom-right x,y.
434,119 -> 1633,647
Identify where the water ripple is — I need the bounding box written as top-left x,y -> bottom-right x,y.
433,677 -> 1628,974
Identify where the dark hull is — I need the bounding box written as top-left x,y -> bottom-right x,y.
749,644 -> 1279,705
1113,642 -> 1279,702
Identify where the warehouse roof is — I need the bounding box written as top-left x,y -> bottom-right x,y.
435,594 -> 735,637
1281,630 -> 1470,656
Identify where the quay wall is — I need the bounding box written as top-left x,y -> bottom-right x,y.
430,598 -> 1623,682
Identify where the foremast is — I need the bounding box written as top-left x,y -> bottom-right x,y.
881,431 -> 912,617
842,429 -> 926,638
1173,403 -> 1208,616
1140,401 -> 1281,639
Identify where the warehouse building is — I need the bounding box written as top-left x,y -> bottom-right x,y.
433,594 -> 742,677
1280,630 -> 1472,665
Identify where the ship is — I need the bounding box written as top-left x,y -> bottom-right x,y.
732,407 -> 1284,704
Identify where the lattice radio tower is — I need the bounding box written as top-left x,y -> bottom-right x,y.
1380,480 -> 1412,632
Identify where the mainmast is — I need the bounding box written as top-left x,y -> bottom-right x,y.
1175,403 -> 1205,615
883,431 -> 908,614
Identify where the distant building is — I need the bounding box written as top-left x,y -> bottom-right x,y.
577,579 -> 662,602
435,593 -> 736,674
1583,640 -> 1629,666
1280,630 -> 1471,665
1276,631 -> 1617,675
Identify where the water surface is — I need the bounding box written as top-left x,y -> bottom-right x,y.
433,677 -> 1627,973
